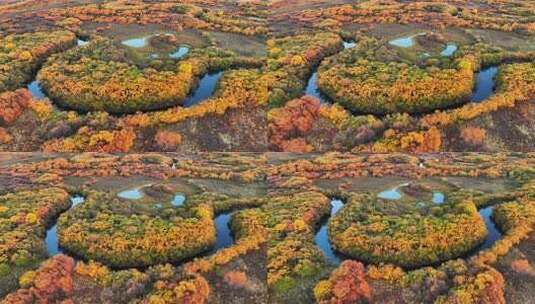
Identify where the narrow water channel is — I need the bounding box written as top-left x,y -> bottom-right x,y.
27,37 -> 89,100
183,71 -> 223,107
472,66 -> 499,102
304,72 -> 328,102
27,80 -> 45,100
207,212 -> 234,255
304,40 -> 356,103
477,206 -> 502,250
45,195 -> 85,256
314,199 -> 345,265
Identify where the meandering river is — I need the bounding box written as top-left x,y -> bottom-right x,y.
314,199 -> 345,265
314,183 -> 504,267
304,40 -> 356,103
183,71 -> 224,107
477,206 -> 502,250
45,195 -> 85,256
27,37 -> 90,100
472,66 -> 499,102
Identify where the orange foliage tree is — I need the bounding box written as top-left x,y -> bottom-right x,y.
314,261 -> 371,304
41,128 -> 136,153
154,130 -> 183,151
460,126 -> 487,146
268,96 -> 321,152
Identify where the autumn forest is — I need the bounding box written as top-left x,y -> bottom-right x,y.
0,0 -> 534,303
0,0 -> 533,152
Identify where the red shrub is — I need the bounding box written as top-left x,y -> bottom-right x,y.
0,89 -> 32,126
3,255 -> 76,304
269,96 -> 321,152
460,126 -> 487,146
154,130 -> 182,151
223,271 -> 248,288
315,260 -> 372,304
